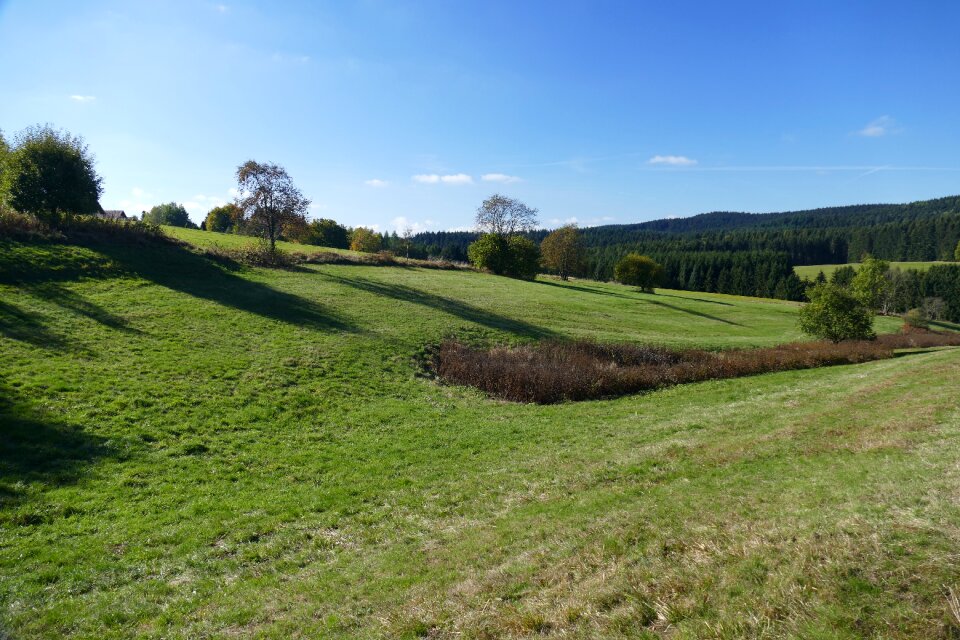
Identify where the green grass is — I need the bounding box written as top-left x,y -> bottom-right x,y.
795,260 -> 953,279
159,225 -> 357,256
2,236 -> 958,639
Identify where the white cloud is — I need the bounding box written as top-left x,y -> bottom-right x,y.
858,115 -> 897,137
215,3 -> 228,13
648,155 -> 697,166
364,178 -> 389,188
481,173 -> 522,184
69,95 -> 96,103
391,216 -> 434,233
412,173 -> 473,185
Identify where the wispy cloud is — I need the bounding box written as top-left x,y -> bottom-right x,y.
412,173 -> 473,185
69,95 -> 96,103
481,173 -> 522,184
648,155 -> 697,166
857,115 -> 898,137
215,3 -> 228,13
364,178 -> 389,188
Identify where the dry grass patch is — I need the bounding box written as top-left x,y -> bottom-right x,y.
436,331 -> 960,403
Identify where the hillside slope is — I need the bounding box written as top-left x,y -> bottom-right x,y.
2,238 -> 958,639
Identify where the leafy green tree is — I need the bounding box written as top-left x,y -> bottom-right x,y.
304,218 -> 349,248
506,235 -> 540,280
0,125 -> 102,226
467,233 -> 540,279
349,227 -> 381,253
955,239 -> 960,261
203,203 -> 241,233
798,282 -> 875,342
540,225 -> 584,280
235,160 -> 310,252
851,255 -> 891,312
614,254 -> 664,292
144,202 -> 193,227
0,130 -> 9,177
467,233 -> 512,274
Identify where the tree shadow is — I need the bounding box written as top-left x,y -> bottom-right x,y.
654,292 -> 734,306
26,282 -> 142,334
0,385 -> 117,509
534,279 -> 635,299
643,299 -> 745,327
7,238 -> 359,334
318,272 -> 557,339
534,280 -> 735,307
0,298 -> 70,350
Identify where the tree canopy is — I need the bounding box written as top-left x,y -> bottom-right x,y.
0,124 -> 103,226
304,218 -> 350,249
349,227 -> 381,253
798,282 -> 875,342
614,254 -> 664,292
143,202 -> 193,228
540,225 -> 584,280
475,194 -> 538,236
203,203 -> 242,233
850,255 -> 891,312
235,160 -> 310,252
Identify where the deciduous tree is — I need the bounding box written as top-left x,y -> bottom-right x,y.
475,194 -> 538,236
851,255 -> 891,313
203,203 -> 241,233
350,227 -> 381,253
614,254 -> 664,292
540,225 -> 584,280
144,202 -> 193,228
0,125 -> 102,226
798,282 -> 875,342
235,160 -> 310,253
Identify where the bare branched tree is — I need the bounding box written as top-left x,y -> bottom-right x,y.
234,160 -> 310,252
475,194 -> 538,236
401,226 -> 414,258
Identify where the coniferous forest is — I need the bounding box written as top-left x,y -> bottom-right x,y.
410,196 -> 960,315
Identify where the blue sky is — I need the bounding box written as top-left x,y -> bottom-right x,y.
2,0 -> 959,231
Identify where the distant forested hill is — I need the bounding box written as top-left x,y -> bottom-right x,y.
413,195 -> 960,279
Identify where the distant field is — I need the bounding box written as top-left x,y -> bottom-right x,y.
795,261 -> 952,279
5,235 -> 960,639
160,225 -> 357,256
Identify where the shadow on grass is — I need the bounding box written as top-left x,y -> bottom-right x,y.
0,298 -> 70,350
534,279 -> 634,299
319,272 -> 557,339
0,385 -> 117,509
654,292 -> 735,307
3,238 -> 359,335
535,280 -> 735,308
644,299 -> 745,327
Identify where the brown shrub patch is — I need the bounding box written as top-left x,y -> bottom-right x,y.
435,330 -> 960,404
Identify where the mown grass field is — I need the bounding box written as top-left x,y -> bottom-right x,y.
2,234 -> 959,639
794,261 -> 952,280
159,225 -> 358,256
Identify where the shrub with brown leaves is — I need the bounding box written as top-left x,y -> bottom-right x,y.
436,331 -> 960,404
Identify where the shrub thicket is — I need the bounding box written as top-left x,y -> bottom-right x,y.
436,331 -> 960,404
798,282 -> 875,342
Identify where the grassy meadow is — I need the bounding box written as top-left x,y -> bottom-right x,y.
2,233 -> 960,639
794,261 -> 952,280
159,225 -> 359,256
